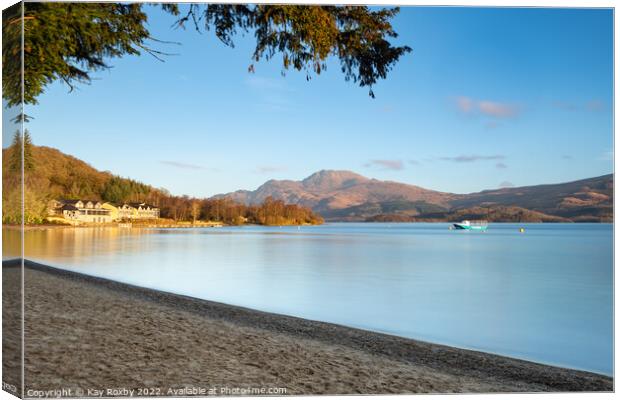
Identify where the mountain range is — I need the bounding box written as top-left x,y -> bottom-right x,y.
214,170 -> 613,222
4,142 -> 611,223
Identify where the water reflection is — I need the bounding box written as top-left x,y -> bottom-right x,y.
6,223 -> 613,375
3,228 -> 21,260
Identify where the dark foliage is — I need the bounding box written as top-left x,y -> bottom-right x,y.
3,3 -> 410,106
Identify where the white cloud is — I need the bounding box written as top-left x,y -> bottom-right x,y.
478,101 -> 519,118
160,160 -> 214,171
454,96 -> 520,118
440,154 -> 505,163
364,159 -> 405,170
456,96 -> 474,113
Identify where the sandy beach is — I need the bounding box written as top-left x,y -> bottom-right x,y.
2,259 -> 613,396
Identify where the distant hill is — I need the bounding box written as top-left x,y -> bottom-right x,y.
5,144 -> 611,224
2,145 -> 163,223
215,169 -> 455,212
215,170 -> 613,222
2,145 -> 158,202
4,145 -> 108,200
366,206 -> 570,223
450,175 -> 613,222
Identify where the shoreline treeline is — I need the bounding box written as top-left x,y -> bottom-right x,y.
158,196 -> 323,226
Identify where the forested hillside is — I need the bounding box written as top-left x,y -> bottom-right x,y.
2,135 -> 322,225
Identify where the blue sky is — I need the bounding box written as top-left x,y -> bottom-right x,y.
11,6 -> 614,197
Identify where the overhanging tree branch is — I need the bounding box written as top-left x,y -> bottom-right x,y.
2,3 -> 411,107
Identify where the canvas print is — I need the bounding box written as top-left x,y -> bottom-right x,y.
1,1 -> 614,398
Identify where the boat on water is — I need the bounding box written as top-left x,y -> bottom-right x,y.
452,220 -> 488,231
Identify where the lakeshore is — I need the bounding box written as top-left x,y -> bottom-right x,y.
2,259 -> 612,395
3,221 -> 226,231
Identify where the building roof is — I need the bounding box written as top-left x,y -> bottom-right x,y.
57,199 -> 157,209
58,199 -> 102,205
58,199 -> 80,205
61,204 -> 78,211
128,202 -> 158,209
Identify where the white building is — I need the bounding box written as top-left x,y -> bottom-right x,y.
54,200 -> 113,223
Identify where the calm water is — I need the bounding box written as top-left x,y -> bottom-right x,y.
4,223 -> 613,375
